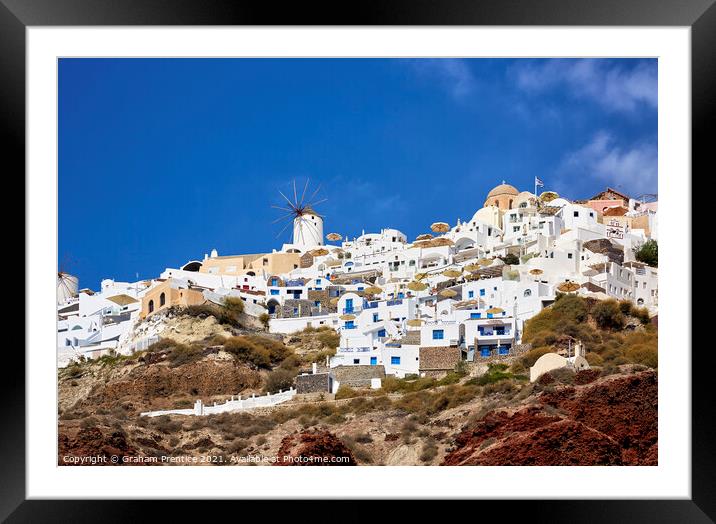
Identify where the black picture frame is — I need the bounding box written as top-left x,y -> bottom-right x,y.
2,0 -> 708,520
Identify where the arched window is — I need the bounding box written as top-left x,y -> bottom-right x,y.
160,292 -> 166,307
524,289 -> 532,297
509,199 -> 513,208
148,299 -> 154,313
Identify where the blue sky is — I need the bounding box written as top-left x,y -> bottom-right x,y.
59,58 -> 657,289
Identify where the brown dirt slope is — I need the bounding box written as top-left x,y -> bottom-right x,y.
442,370 -> 657,466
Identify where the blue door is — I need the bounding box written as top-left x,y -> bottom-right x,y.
480,347 -> 491,357
370,356 -> 377,366
345,298 -> 353,312
498,345 -> 509,356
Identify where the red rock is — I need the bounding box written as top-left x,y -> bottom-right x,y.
274,430 -> 356,466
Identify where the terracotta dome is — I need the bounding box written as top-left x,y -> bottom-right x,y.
487,183 -> 519,198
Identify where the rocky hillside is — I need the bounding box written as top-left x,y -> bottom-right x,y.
442,370 -> 657,466
58,304 -> 657,467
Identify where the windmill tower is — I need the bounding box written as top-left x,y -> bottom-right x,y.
57,254 -> 79,305
273,179 -> 326,251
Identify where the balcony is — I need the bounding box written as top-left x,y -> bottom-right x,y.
343,306 -> 362,314
386,299 -> 403,307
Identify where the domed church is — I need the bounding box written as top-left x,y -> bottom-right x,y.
484,181 -> 520,211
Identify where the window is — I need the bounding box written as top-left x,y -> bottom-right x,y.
159,292 -> 166,307
470,312 -> 481,319
468,291 -> 474,298
148,300 -> 154,313
589,212 -> 594,217
524,289 -> 532,297
293,307 -> 298,316
480,289 -> 485,296
487,313 -> 493,319
271,278 -> 278,286
345,320 -> 355,329
370,357 -> 377,366
353,359 -> 360,365
391,356 -> 401,365
568,253 -> 573,259
432,329 -> 444,340
316,279 -> 321,284
378,329 -> 386,337
270,289 -> 280,295
409,260 -> 415,266
373,313 -> 379,322
573,211 -> 579,217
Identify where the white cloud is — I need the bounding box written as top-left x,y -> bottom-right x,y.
409,58 -> 475,99
558,131 -> 657,195
513,59 -> 657,113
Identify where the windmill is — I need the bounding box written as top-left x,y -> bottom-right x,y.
271,179 -> 327,249
57,253 -> 79,305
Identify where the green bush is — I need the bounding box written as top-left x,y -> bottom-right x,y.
471,363 -> 515,386
592,300 -> 626,330
258,313 -> 271,330
499,253 -> 520,265
634,239 -> 658,267
552,293 -> 588,323
382,375 -> 436,393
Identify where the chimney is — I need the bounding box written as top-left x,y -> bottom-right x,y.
312,362 -> 317,375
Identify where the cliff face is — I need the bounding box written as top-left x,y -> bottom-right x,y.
442,370 -> 657,466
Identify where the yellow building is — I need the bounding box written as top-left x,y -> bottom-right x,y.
484,182 -> 519,211
140,279 -> 207,319
199,252 -> 301,277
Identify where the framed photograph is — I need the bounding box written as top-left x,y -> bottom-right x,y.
5,0 -> 709,519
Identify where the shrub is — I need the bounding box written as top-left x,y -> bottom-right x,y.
206,334 -> 228,346
618,300 -> 633,315
520,346 -> 553,368
316,329 -> 340,349
167,343 -> 203,368
335,386 -> 360,400
223,296 -> 245,315
263,368 -> 296,393
185,304 -> 241,327
552,294 -> 588,323
420,437 -> 438,463
147,338 -> 181,353
223,335 -> 292,369
631,306 -> 651,325
548,367 -> 576,385
592,300 -> 626,330
258,313 -> 271,330
625,344 -> 658,368
499,253 -> 520,265
633,239 -> 658,267
382,375 -> 436,393
585,352 -> 604,367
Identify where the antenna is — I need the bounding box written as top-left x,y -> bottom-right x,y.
271,178 -> 327,240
